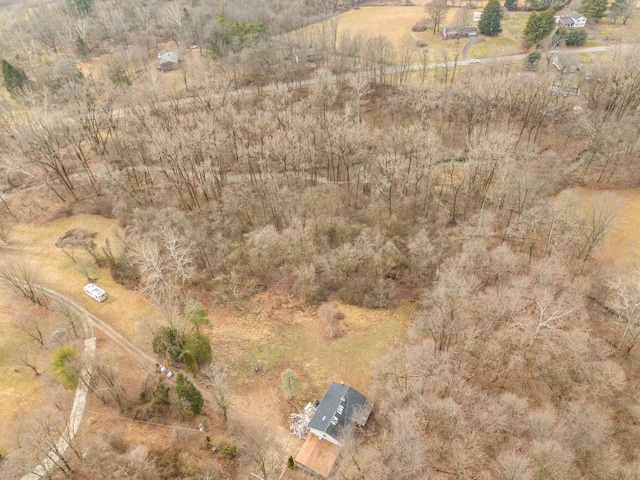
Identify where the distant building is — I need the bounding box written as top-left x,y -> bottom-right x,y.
294,47 -> 321,63
157,52 -> 180,71
555,11 -> 587,28
473,12 -> 483,22
295,383 -> 373,478
442,26 -> 478,40
551,84 -> 580,96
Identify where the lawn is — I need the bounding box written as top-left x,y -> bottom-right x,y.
332,6 -> 527,62
4,215 -> 161,342
228,298 -> 412,397
0,287 -> 51,454
0,214 -> 415,449
590,15 -> 640,43
337,6 -> 428,48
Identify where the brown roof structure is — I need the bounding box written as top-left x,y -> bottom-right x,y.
295,434 -> 341,478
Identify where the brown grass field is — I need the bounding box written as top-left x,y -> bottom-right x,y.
0,214 -> 413,464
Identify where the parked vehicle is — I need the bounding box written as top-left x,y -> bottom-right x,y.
83,283 -> 107,302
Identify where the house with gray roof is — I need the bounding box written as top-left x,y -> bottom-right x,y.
442,26 -> 478,40
296,383 -> 373,478
555,11 -> 587,28
307,382 -> 373,447
157,52 -> 180,71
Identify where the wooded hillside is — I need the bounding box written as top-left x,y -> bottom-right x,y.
2,0 -> 640,478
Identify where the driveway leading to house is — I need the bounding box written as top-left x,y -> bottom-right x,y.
21,290 -> 96,480
462,36 -> 485,60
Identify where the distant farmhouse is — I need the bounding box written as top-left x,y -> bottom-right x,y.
442,26 -> 478,40
157,52 -> 180,71
294,47 -> 321,63
555,11 -> 587,28
295,383 -> 373,478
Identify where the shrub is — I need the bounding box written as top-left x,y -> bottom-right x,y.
525,51 -> 542,71
318,302 -> 344,339
558,27 -> 588,45
220,444 -> 237,458
176,373 -> 204,415
412,17 -> 430,32
51,345 -> 79,389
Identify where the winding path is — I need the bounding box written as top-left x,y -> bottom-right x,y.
18,285 -> 284,478
20,285 -> 158,479
21,288 -> 96,480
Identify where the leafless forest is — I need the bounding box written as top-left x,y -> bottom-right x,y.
3,0 -> 640,478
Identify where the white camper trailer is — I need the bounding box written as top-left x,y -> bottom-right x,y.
83,283 -> 107,302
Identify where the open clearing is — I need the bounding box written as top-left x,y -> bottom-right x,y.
0,214 -> 413,466
559,188 -> 640,267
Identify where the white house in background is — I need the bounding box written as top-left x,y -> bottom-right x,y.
473,11 -> 483,22
555,11 -> 587,28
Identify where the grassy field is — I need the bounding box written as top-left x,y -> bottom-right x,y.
5,215 -> 161,342
559,188 -> 640,267
227,298 -> 412,395
0,289 -> 52,454
0,214 -> 415,457
331,6 -> 622,64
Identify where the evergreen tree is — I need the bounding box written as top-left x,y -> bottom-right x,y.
1,59 -> 28,95
505,0 -> 519,11
580,0 -> 608,21
176,373 -> 204,415
280,369 -> 302,400
182,332 -> 212,375
523,9 -> 557,46
558,27 -> 589,45
74,36 -> 88,57
107,57 -> 130,86
478,0 -> 504,36
524,51 -> 542,70
68,0 -> 94,15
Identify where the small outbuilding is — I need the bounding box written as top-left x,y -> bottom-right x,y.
157,52 -> 180,71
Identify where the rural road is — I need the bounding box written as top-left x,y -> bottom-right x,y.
104,44 -> 623,116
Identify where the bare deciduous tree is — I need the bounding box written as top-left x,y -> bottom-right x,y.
0,264 -> 47,306
202,363 -> 228,422
12,310 -> 46,346
243,431 -> 282,480
606,271 -> 640,359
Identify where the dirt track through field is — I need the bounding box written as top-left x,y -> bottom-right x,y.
21,289 -> 96,480
19,286 -> 293,477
